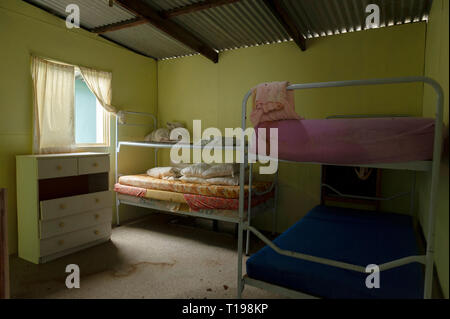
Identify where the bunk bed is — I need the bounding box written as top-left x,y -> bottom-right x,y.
114,111 -> 277,255
236,76 -> 444,299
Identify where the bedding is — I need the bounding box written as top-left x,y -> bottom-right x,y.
246,205 -> 423,299
146,167 -> 180,178
179,176 -> 209,184
253,117 -> 435,164
114,183 -> 274,211
116,193 -> 189,212
116,193 -> 246,219
250,81 -> 301,127
179,175 -> 240,186
118,175 -> 272,199
201,163 -> 239,178
180,163 -> 211,177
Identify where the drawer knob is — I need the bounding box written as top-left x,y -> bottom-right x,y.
95,198 -> 100,203
94,214 -> 100,220
59,222 -> 65,228
92,162 -> 98,167
56,165 -> 62,171
59,204 -> 66,210
58,239 -> 64,245
94,230 -> 99,235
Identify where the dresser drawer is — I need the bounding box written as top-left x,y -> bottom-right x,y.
40,208 -> 112,239
40,223 -> 111,257
40,190 -> 112,220
38,158 -> 78,180
78,156 -> 109,175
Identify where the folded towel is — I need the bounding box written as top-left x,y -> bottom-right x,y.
250,81 -> 301,127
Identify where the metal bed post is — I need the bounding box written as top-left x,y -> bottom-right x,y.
237,90 -> 253,298
423,78 -> 444,299
115,113 -> 120,226
115,111 -> 158,227
272,170 -> 279,235
245,163 -> 253,256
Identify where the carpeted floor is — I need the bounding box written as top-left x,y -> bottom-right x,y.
10,213 -> 282,299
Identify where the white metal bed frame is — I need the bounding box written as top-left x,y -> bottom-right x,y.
236,76 -> 444,299
114,111 -> 278,256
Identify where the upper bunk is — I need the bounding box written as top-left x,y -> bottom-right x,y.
115,111 -> 246,152
241,76 -> 444,173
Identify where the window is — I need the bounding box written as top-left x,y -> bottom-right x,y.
31,56 -> 113,153
74,68 -> 109,146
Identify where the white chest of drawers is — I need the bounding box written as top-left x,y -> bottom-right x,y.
16,152 -> 112,264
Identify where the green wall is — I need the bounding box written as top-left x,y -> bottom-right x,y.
0,0 -> 158,254
158,23 -> 427,232
418,0 -> 449,298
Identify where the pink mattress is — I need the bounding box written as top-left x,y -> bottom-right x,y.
253,117 -> 435,164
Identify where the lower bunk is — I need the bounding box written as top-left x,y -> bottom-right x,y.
245,205 -> 424,299
114,175 -> 277,252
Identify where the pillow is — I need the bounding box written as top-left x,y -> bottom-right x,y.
144,128 -> 170,142
180,163 -> 211,177
166,121 -> 185,130
201,164 -> 239,178
147,167 -> 180,179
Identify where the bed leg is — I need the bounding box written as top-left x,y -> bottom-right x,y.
116,199 -> 120,226
245,229 -> 250,256
237,222 -> 244,299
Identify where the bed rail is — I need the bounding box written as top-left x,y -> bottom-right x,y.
237,76 -> 444,299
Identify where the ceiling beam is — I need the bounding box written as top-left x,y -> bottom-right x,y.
91,17 -> 147,34
161,0 -> 242,18
263,0 -> 306,51
114,0 -> 219,63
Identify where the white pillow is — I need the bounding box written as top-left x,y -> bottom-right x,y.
144,128 -> 170,142
147,167 -> 180,179
201,164 -> 239,178
180,163 -> 211,177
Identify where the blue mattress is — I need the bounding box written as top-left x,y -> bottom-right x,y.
246,205 -> 424,298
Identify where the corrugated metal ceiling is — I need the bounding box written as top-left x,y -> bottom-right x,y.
24,0 -> 432,61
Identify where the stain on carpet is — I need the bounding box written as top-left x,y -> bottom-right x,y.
111,261 -> 175,278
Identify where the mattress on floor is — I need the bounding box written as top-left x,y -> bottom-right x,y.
118,175 -> 272,199
254,117 -> 435,164
246,205 -> 424,299
114,183 -> 274,211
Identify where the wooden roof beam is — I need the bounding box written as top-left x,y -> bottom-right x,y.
114,0 -> 219,63
263,0 -> 306,51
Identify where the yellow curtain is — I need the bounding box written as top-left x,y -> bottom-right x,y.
31,56 -> 75,153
